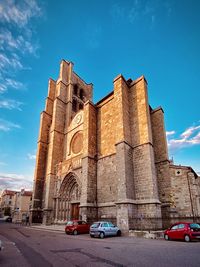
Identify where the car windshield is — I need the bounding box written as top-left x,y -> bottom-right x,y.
189,223 -> 200,229
66,221 -> 73,226
91,223 -> 100,228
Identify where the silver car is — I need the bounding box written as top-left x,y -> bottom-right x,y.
90,221 -> 121,238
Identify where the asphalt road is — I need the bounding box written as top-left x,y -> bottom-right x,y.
0,223 -> 200,267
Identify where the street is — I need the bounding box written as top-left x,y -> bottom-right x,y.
0,223 -> 200,267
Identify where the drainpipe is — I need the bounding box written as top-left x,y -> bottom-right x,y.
187,172 -> 195,222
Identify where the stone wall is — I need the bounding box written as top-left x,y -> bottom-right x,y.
97,94 -> 116,157
169,166 -> 200,217
150,107 -> 168,163
129,77 -> 161,228
32,60 -> 199,230
97,154 -> 117,204
98,205 -> 117,224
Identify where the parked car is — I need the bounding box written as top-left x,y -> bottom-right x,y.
0,216 -> 12,223
0,240 -> 2,251
65,220 -> 90,235
90,221 -> 121,238
164,222 -> 200,242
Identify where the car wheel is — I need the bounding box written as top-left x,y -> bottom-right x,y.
117,230 -> 121,237
90,234 -> 94,238
99,232 -> 105,239
73,230 -> 78,235
65,231 -> 68,235
164,234 -> 170,241
184,235 -> 190,242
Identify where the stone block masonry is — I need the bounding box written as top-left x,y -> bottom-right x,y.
31,60 -> 200,231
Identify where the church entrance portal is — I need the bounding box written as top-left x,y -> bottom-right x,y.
55,173 -> 81,222
71,203 -> 79,220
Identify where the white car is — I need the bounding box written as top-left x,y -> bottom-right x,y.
90,221 -> 121,238
0,216 -> 12,222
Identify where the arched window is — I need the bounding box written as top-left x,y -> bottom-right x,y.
73,84 -> 78,96
79,89 -> 84,100
72,99 -> 77,112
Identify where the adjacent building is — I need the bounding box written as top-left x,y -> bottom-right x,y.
0,189 -> 32,221
12,189 -> 32,223
0,190 -> 16,216
31,60 -> 200,231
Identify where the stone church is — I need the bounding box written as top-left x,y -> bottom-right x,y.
31,60 -> 200,231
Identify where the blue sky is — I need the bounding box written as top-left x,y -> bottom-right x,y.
0,0 -> 199,191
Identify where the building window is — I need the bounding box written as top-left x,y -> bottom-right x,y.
72,99 -> 77,112
71,131 -> 83,154
79,103 -> 83,110
73,84 -> 78,96
79,89 -> 84,101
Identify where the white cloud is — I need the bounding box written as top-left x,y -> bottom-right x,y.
0,172 -> 33,191
0,53 -> 23,73
0,76 -> 25,94
0,29 -> 39,56
0,98 -> 23,110
166,130 -> 175,136
0,118 -> 21,132
0,0 -> 41,27
27,153 -> 36,160
181,126 -> 200,139
5,78 -> 24,90
0,0 -> 42,94
192,131 -> 200,144
0,84 -> 7,93
167,124 -> 200,151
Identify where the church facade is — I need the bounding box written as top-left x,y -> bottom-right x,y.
31,60 -> 200,231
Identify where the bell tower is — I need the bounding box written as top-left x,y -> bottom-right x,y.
31,60 -> 93,224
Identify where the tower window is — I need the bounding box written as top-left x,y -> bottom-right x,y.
73,84 -> 78,96
79,89 -> 84,100
79,103 -> 83,110
72,99 -> 77,112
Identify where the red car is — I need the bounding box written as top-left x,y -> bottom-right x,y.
164,222 -> 200,242
65,220 -> 90,235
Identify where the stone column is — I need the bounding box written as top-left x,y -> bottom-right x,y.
55,198 -> 59,222
31,79 -> 56,223
130,76 -> 162,230
113,74 -> 136,232
43,61 -> 71,224
151,107 -> 172,228
79,101 -> 97,223
64,198 -> 67,221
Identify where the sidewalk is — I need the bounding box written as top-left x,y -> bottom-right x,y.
29,224 -> 163,239
30,224 -> 65,233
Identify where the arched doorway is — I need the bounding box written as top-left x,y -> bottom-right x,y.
55,172 -> 81,222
